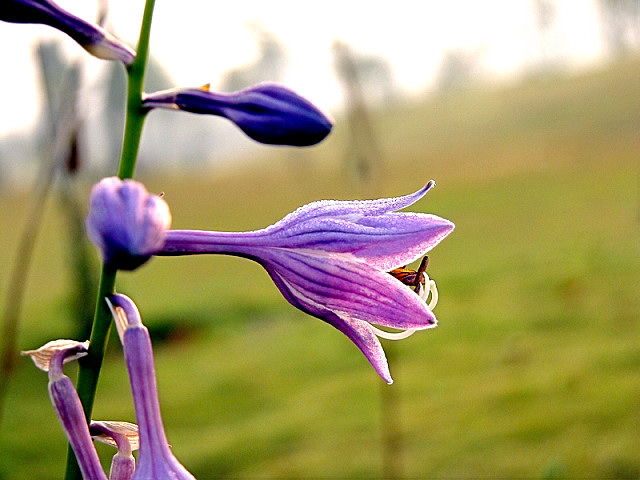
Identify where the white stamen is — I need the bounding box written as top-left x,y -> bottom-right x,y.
428,279 -> 438,310
371,269 -> 440,341
416,272 -> 439,311
370,325 -> 418,340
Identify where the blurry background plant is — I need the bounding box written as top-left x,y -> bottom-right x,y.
0,0 -> 639,479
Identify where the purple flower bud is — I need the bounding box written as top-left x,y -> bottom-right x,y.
143,83 -> 333,146
109,294 -> 196,480
86,177 -> 171,271
1,0 -> 135,64
157,181 -> 454,383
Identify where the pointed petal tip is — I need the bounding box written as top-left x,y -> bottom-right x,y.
404,179 -> 436,206
378,368 -> 394,385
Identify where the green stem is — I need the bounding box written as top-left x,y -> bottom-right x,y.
73,264 -> 117,416
118,0 -> 155,179
64,1 -> 156,479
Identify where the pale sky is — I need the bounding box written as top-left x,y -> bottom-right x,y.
0,0 -> 607,135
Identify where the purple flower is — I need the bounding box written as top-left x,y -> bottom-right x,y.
158,181 -> 454,383
142,83 -> 333,146
86,177 -> 171,271
0,0 -> 135,64
23,341 -> 108,480
109,293 -> 196,480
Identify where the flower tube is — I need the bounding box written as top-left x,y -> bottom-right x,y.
108,293 -> 196,480
143,83 -> 333,146
158,181 -> 454,383
0,0 -> 135,64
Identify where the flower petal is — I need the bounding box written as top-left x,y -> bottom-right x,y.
257,212 -> 454,271
260,261 -> 393,382
261,250 -> 437,330
265,181 -> 435,229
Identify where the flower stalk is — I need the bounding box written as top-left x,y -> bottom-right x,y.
65,1 -> 156,479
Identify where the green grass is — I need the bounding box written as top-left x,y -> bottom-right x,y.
1,58 -> 639,479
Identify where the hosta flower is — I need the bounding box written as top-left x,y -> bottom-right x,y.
23,341 -> 108,480
86,177 -> 171,270
0,0 -> 135,64
158,181 -> 454,383
142,83 -> 333,146
109,293 -> 196,480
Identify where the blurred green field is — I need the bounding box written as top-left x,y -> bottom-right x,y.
1,58 -> 639,479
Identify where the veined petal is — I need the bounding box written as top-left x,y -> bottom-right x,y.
321,309 -> 393,384
258,212 -> 454,271
265,181 -> 435,228
161,209 -> 453,272
261,261 -> 393,383
260,250 -> 436,330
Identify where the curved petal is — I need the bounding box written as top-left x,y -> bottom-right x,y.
260,250 -> 437,330
321,309 -> 393,384
263,181 -> 435,232
257,213 -> 454,270
262,262 -> 393,383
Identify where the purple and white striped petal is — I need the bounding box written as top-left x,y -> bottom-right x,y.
260,254 -> 436,384
259,249 -> 436,331
267,181 -> 436,225
161,182 -> 452,271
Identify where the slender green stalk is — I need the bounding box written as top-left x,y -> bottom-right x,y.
73,263 -> 117,416
64,1 -> 156,478
118,0 -> 154,179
